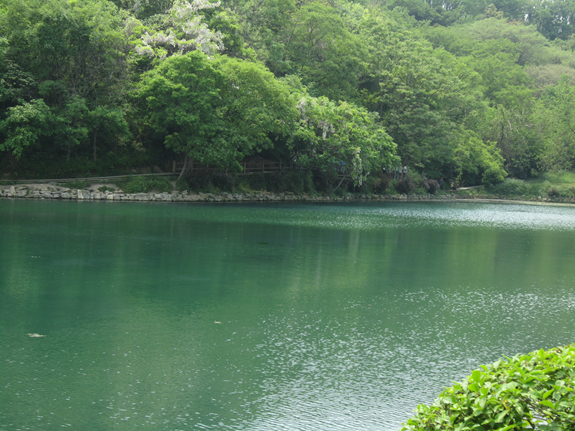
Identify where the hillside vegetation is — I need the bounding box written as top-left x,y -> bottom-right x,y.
2,0 -> 575,193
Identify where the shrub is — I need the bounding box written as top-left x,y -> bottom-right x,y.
420,176 -> 440,194
211,173 -> 235,191
487,178 -> 530,196
402,344 -> 575,431
183,172 -> 211,191
547,186 -> 575,199
312,170 -> 339,194
427,179 -> 439,194
395,177 -> 416,194
547,187 -> 561,198
365,173 -> 391,194
175,177 -> 189,192
563,186 -> 575,198
120,176 -> 172,193
276,171 -> 311,194
531,181 -> 552,197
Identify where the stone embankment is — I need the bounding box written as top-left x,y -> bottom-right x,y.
2,184 -> 573,204
0,184 -> 452,203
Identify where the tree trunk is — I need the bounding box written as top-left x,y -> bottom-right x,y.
333,174 -> 349,192
66,140 -> 71,163
178,154 -> 190,180
92,129 -> 98,162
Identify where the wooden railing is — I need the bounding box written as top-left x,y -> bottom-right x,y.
173,160 -> 302,175
172,160 -> 352,180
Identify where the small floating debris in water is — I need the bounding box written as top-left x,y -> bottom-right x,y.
26,333 -> 46,338
214,321 -> 222,324
258,242 -> 268,245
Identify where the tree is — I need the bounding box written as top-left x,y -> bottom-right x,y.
289,95 -> 397,188
137,51 -> 296,176
133,0 -> 225,60
533,75 -> 575,171
0,0 -> 131,163
358,10 -> 476,175
454,131 -> 507,185
527,0 -> 575,41
0,99 -> 54,159
212,55 -> 296,163
277,2 -> 365,102
88,106 -> 130,162
136,51 -> 226,173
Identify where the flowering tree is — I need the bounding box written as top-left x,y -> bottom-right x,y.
135,0 -> 224,60
289,95 -> 397,188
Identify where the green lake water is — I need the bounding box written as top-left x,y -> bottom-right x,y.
1,200 -> 575,430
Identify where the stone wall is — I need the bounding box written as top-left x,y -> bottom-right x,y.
0,185 -> 449,203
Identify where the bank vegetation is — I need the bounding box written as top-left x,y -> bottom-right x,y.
3,0 -> 575,195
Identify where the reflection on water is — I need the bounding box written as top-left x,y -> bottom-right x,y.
1,200 -> 575,430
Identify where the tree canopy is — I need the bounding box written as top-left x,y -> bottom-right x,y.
2,0 -> 575,186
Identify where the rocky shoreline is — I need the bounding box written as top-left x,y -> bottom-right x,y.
1,184 -> 573,205
0,184 -> 435,202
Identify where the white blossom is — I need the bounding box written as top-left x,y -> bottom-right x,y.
137,0 -> 224,59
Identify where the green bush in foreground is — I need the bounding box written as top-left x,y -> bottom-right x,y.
402,344 -> 575,431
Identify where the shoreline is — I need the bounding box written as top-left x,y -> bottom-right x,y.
1,184 -> 575,206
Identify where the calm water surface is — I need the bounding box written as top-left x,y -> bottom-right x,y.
1,200 -> 575,430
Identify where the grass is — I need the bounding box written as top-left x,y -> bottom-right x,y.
456,170 -> 575,201
528,170 -> 575,186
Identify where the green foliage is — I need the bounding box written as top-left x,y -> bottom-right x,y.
365,173 -> 392,194
276,171 -> 315,194
4,0 -> 575,185
485,176 -> 575,199
540,170 -> 575,185
395,177 -> 417,194
118,176 -> 173,193
487,178 -> 532,196
455,133 -> 507,186
0,99 -> 54,159
289,94 -> 397,187
359,10 -> 476,173
132,0 -> 226,61
0,0 -> 131,166
533,76 -> 575,172
528,0 -> 575,41
64,180 -> 92,190
402,344 -> 575,431
137,51 -> 296,171
175,176 -> 189,192
279,2 -> 365,102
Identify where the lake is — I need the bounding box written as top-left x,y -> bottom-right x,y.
1,200 -> 574,430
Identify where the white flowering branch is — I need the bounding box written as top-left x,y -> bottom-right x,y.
136,0 -> 224,59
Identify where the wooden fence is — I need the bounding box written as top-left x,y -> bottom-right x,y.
173,160 -> 302,175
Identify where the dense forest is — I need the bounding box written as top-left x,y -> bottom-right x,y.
2,0 -> 575,190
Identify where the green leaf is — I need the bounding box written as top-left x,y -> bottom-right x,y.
472,370 -> 482,383
495,410 -> 508,422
